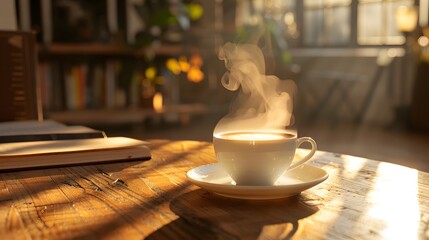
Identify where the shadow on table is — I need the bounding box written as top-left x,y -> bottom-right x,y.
0,140 -> 177,203
147,189 -> 319,239
0,160 -> 144,203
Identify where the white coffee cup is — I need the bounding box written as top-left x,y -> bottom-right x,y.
213,131 -> 317,186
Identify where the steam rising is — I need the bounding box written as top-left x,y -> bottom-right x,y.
214,43 -> 296,134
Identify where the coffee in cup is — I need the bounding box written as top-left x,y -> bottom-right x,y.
213,131 -> 317,186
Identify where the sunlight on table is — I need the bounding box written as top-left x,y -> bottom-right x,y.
366,162 -> 420,240
342,155 -> 367,179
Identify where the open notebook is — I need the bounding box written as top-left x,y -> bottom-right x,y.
0,121 -> 151,170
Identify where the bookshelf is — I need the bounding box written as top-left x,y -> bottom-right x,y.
38,43 -> 200,57
16,0 -> 216,125
39,43 -> 134,56
36,43 -> 208,124
49,103 -> 208,125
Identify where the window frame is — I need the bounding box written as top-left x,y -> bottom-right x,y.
294,0 -> 414,48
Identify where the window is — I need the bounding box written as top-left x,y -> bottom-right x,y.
358,0 -> 414,45
236,0 -> 416,47
234,0 -> 297,48
303,0 -> 352,46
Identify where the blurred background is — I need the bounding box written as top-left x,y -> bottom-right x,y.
3,0 -> 429,171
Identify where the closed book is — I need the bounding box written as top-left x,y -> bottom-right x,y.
0,130 -> 106,143
0,120 -> 151,170
0,120 -> 104,143
0,137 -> 151,170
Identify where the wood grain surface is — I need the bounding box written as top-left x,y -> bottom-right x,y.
0,140 -> 428,239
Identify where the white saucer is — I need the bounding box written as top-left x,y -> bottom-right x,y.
186,163 -> 328,200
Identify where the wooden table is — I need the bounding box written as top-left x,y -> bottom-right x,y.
1,140 -> 428,239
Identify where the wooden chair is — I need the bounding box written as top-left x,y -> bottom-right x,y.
0,30 -> 43,122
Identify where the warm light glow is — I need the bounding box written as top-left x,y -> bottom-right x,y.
153,92 -> 163,113
220,133 -> 285,141
179,56 -> 190,72
166,58 -> 181,75
187,3 -> 203,21
342,155 -> 367,179
366,163 -> 420,239
418,36 -> 429,47
396,6 -> 418,33
284,12 -> 295,25
187,66 -> 204,83
145,67 -> 157,79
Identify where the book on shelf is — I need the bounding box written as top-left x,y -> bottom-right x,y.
65,64 -> 88,110
0,120 -> 151,171
39,59 -> 126,112
38,62 -> 52,111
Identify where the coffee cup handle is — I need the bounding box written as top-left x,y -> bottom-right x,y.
288,137 -> 317,170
